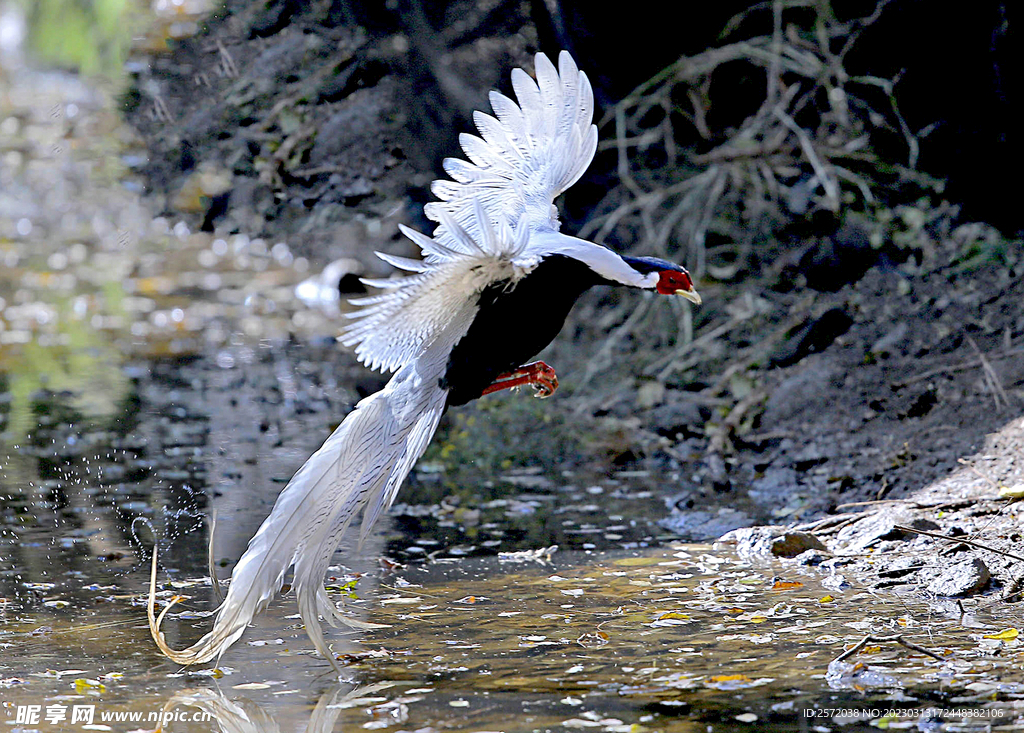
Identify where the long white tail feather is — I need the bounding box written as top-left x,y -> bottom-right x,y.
149,358 -> 448,669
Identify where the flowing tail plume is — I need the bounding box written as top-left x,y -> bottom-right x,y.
149,360 -> 447,668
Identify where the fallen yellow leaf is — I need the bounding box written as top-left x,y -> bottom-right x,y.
771,581 -> 804,591
982,628 -> 1019,640
999,484 -> 1024,499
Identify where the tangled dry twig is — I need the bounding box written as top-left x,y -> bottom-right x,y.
568,0 -> 925,442
583,0 -> 914,275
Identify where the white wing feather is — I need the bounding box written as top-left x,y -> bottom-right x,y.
342,53 -> 596,374
340,201 -> 520,374
425,51 -> 598,255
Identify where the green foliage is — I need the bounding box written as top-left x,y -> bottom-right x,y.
23,0 -> 131,79
0,293 -> 129,444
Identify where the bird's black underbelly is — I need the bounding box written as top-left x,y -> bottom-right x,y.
443,255 -> 602,406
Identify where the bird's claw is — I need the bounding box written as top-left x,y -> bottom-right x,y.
481,361 -> 559,399
530,363 -> 558,398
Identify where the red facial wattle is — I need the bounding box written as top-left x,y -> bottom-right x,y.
656,269 -> 700,304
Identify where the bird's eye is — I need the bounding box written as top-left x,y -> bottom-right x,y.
656,269 -> 692,294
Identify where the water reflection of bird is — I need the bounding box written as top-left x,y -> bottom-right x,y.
149,51 -> 700,669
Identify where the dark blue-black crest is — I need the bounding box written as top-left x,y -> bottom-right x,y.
621,255 -> 685,275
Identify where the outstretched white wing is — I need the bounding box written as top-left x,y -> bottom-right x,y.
341,51 -> 595,373
425,50 -> 598,255
341,200 -> 529,373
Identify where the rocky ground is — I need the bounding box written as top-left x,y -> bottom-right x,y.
122,0 -> 1024,604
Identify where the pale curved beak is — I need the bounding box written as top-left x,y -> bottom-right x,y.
676,287 -> 701,306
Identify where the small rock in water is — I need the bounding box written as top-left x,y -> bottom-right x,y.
927,557 -> 990,597
794,549 -> 827,566
770,531 -> 827,558
717,526 -> 775,556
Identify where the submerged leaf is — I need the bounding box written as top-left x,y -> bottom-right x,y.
73,678 -> 106,693
706,674 -> 774,690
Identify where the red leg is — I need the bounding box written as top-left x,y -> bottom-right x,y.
480,361 -> 559,399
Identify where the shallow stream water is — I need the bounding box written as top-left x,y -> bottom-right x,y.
2,526 -> 1023,732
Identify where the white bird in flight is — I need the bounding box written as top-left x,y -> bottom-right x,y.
149,50 -> 700,669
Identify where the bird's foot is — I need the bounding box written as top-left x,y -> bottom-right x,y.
481,361 -> 559,399
526,361 -> 559,398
